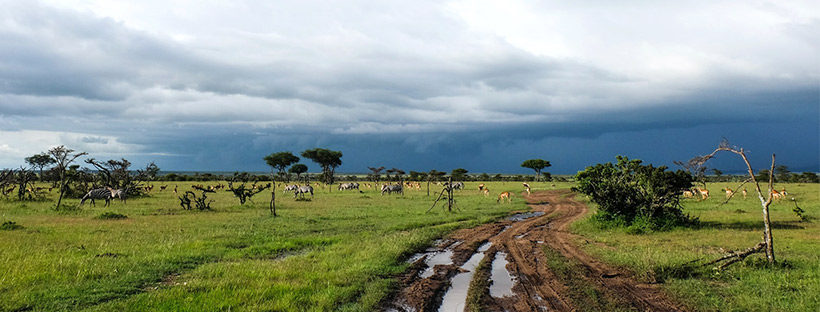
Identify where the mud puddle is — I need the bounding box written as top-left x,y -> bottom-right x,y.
507,211 -> 545,221
489,251 -> 515,298
437,242 -> 492,312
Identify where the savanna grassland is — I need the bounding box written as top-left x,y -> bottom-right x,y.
0,181 -> 539,311
572,182 -> 820,312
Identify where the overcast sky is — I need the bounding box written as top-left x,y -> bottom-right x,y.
0,0 -> 817,174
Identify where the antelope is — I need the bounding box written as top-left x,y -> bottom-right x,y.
173,185 -> 178,194
523,183 -> 531,195
682,190 -> 694,198
741,188 -> 747,199
497,191 -> 512,203
771,189 -> 784,200
724,187 -> 734,199
482,188 -> 490,197
478,183 -> 485,191
696,188 -> 709,200
160,185 -> 168,191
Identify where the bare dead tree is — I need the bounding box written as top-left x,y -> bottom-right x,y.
689,139 -> 777,265
227,172 -> 270,205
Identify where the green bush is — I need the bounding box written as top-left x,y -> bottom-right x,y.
1,220 -> 23,230
96,212 -> 128,220
575,156 -> 694,231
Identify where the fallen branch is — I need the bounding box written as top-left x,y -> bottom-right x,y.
705,242 -> 765,270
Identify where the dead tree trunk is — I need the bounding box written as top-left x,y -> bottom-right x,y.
692,140 -> 776,265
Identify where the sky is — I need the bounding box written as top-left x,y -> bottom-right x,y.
0,0 -> 818,175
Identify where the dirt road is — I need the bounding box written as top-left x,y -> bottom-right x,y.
385,189 -> 686,311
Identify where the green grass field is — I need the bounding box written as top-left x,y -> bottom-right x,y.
3,181 -> 816,311
572,182 -> 820,312
0,181 -> 538,311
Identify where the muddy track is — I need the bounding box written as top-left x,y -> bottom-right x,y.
385,190 -> 686,312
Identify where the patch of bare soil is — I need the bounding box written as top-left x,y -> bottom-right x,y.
384,190 -> 686,312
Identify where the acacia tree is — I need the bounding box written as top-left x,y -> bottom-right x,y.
25,153 -> 55,178
368,166 -> 385,185
386,168 -> 405,182
288,164 -> 308,181
48,146 -> 87,210
264,152 -> 300,182
451,168 -> 468,181
301,148 -> 342,189
521,159 -> 551,182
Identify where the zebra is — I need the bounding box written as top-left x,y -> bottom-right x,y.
338,183 -> 360,191
293,185 -> 314,199
80,188 -> 113,207
284,184 -> 299,193
381,184 -> 403,196
108,187 -> 127,204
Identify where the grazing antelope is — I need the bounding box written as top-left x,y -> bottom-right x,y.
741,188 -> 747,199
160,185 -> 168,191
482,188 -> 490,197
522,183 -> 531,195
478,183 -> 485,191
780,188 -> 788,196
497,191 -> 512,203
696,188 -> 709,200
771,189 -> 784,200
724,187 -> 734,199
682,190 -> 695,198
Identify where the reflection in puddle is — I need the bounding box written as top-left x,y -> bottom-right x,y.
507,211 -> 545,221
489,252 -> 515,298
437,242 -> 492,312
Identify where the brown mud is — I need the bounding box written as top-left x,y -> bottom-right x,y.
385,189 -> 686,312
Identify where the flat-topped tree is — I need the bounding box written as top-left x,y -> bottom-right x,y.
301,148 -> 342,188
48,146 -> 87,210
288,164 -> 308,182
451,168 -> 468,181
368,166 -> 385,185
264,152 -> 300,182
25,153 -> 55,178
521,159 -> 551,182
386,168 -> 405,182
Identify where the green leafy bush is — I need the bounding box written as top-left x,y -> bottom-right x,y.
96,212 -> 128,220
1,220 -> 23,230
575,156 -> 694,231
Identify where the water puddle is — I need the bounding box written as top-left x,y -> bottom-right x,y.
438,242 -> 492,312
420,249 -> 454,278
489,252 -> 515,298
507,211 -> 545,221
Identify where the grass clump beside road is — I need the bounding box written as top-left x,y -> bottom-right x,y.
572,182 -> 820,312
0,181 -> 531,311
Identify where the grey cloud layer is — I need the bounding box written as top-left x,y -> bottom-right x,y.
0,0 -> 817,170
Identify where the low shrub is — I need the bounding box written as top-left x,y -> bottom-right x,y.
96,212 -> 128,220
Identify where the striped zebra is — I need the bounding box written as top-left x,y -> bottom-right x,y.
293,185 -> 314,199
80,188 -> 113,207
108,187 -> 127,204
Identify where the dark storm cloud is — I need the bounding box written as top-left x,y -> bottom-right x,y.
0,0 -> 817,172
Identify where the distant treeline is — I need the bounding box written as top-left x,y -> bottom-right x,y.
158,172 -> 574,182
